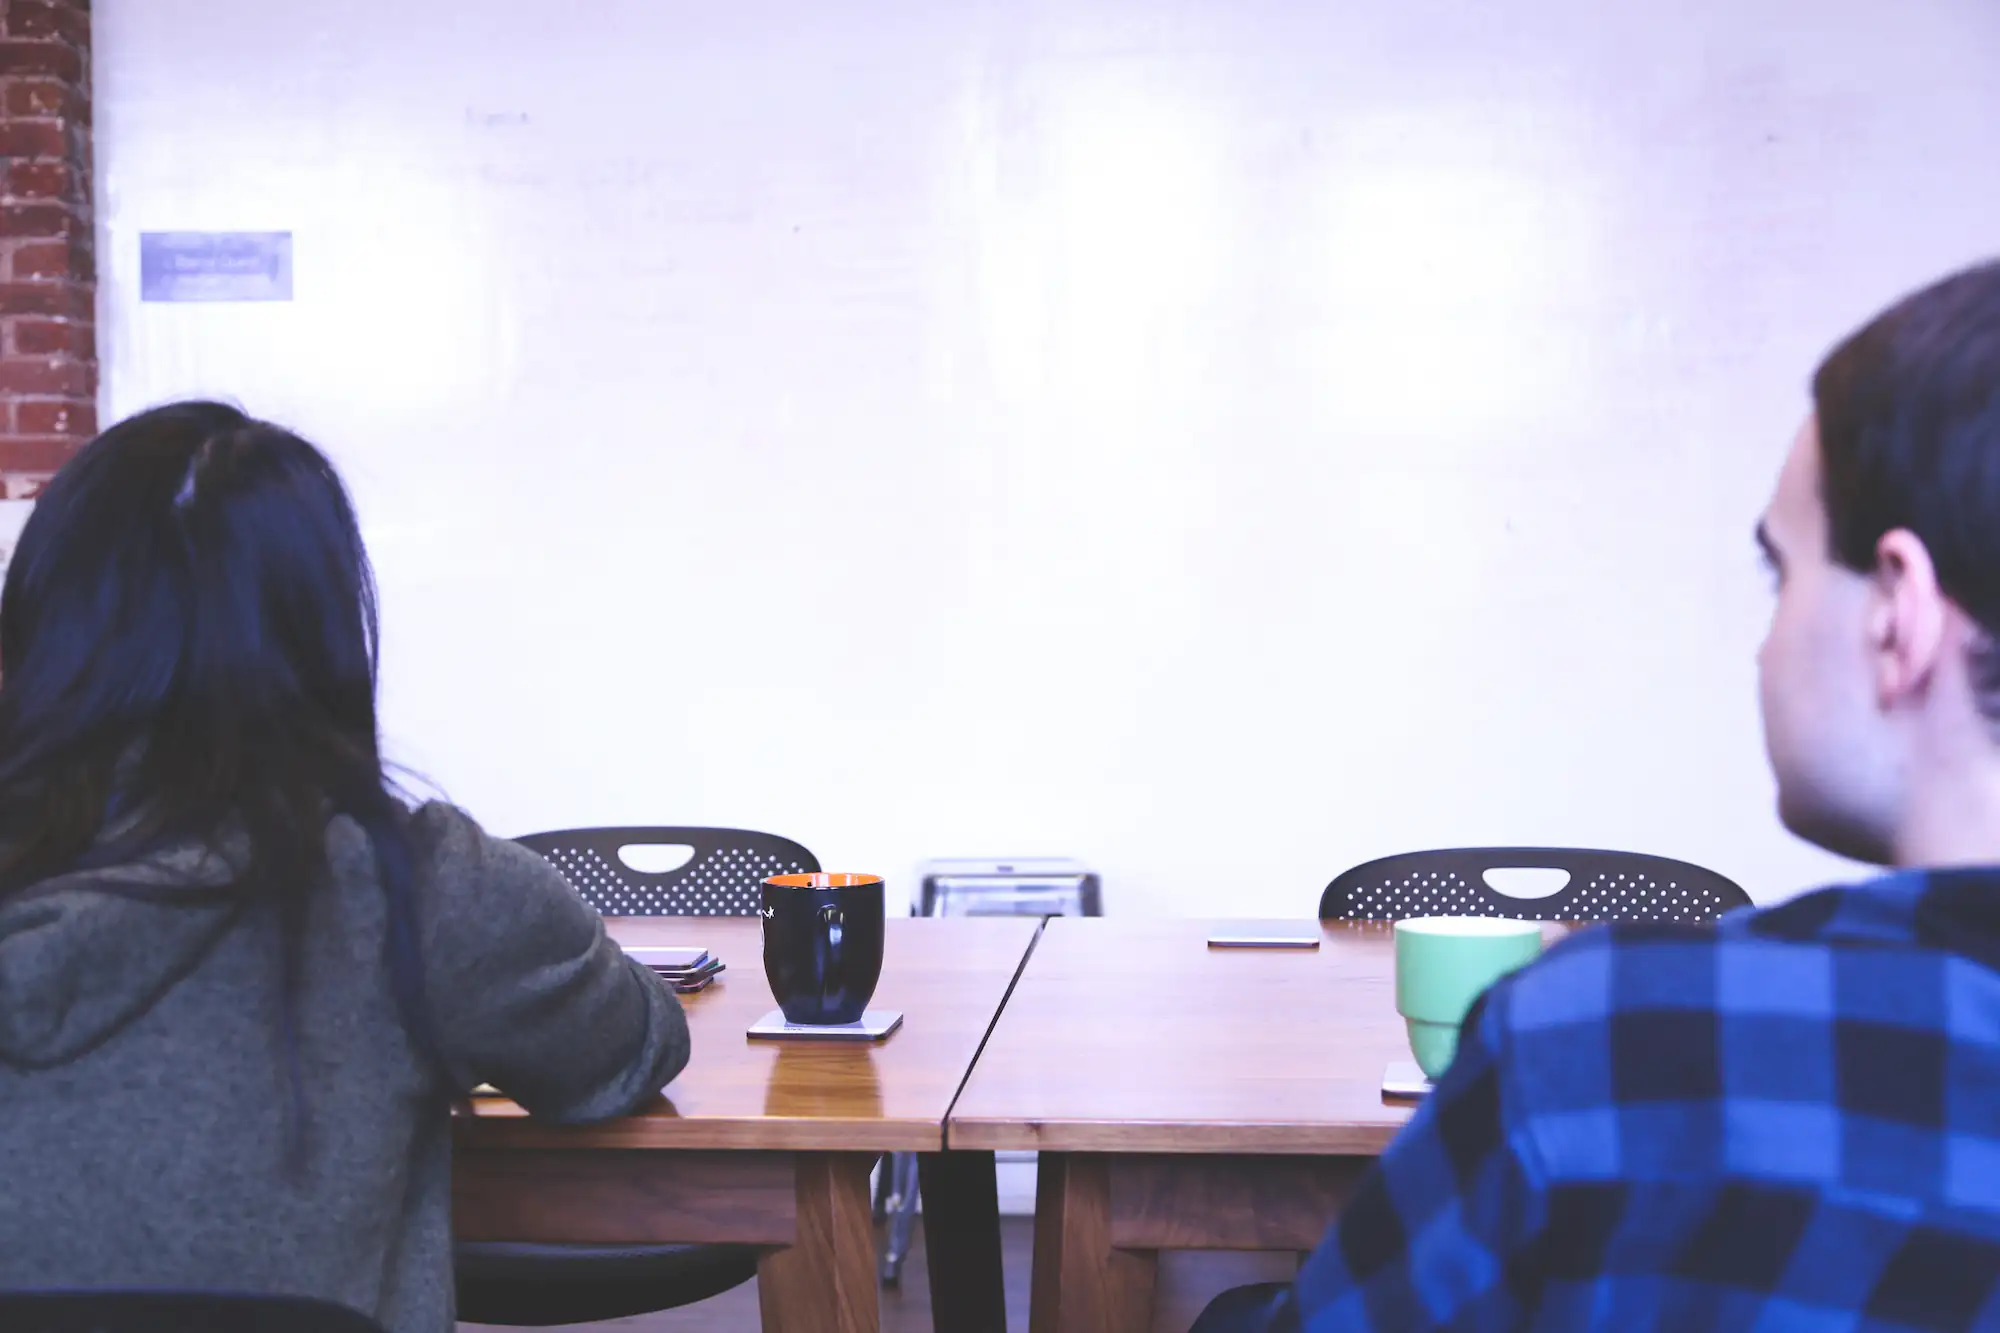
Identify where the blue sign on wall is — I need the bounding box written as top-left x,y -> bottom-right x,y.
140,232 -> 293,302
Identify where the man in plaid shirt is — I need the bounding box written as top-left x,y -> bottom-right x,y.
1199,261 -> 2000,1332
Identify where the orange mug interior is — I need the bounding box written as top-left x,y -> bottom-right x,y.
764,872 -> 884,890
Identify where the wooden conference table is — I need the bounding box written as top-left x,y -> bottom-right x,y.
453,915 -> 1037,1333
456,915 -> 1431,1333
951,918 -> 1419,1333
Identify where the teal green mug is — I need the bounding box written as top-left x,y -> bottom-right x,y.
1394,917 -> 1544,1079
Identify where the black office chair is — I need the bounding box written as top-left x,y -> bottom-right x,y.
514,825 -> 817,916
1319,847 -> 1749,924
1190,1282 -> 1302,1333
0,1290 -> 387,1332
454,825 -> 819,1326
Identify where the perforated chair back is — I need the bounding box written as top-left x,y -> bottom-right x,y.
0,1290 -> 388,1332
516,827 -> 819,917
1319,847 -> 1749,924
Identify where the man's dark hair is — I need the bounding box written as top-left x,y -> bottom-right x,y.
1813,259 -> 2000,716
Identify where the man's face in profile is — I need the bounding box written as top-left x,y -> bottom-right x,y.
1756,417 -> 1900,864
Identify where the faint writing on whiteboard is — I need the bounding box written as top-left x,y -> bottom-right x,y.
140,232 -> 293,303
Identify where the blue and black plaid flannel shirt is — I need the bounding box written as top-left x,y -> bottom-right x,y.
1293,868 -> 2000,1330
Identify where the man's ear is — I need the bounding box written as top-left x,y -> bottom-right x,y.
1871,528 -> 1949,706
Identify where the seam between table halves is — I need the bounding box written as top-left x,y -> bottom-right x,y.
938,916 -> 1049,1150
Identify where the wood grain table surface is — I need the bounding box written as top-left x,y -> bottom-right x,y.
948,917 -> 1491,1333
459,915 -> 1040,1153
454,915 -> 1041,1333
949,918 -> 1416,1157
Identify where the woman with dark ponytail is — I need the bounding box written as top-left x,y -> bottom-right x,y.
0,402 -> 689,1332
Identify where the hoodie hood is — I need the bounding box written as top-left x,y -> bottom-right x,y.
0,839 -> 249,1069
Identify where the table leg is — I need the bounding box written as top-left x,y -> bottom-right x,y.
918,1149 -> 1006,1333
758,1152 -> 879,1333
1030,1153 -> 1157,1333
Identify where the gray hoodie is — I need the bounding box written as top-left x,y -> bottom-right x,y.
0,802 -> 690,1333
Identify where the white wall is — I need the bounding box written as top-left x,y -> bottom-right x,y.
92,0 -> 2000,912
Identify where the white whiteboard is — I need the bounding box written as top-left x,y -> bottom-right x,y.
93,0 -> 2000,912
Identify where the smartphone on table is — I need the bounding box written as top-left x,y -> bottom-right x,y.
626,946 -> 709,972
625,945 -> 724,992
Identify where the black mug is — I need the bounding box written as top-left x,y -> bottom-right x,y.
761,873 -> 886,1025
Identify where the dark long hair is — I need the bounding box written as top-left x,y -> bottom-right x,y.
0,401 -> 446,1141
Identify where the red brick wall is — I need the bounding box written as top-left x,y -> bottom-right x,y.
0,0 -> 94,499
